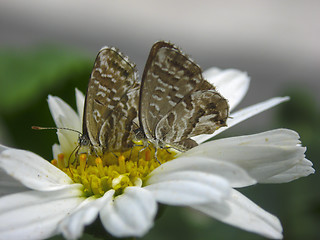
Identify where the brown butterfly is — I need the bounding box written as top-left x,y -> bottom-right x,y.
137,41 -> 229,157
79,47 -> 140,157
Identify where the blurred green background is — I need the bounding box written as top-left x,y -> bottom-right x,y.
0,1 -> 319,239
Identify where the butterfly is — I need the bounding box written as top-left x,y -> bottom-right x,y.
137,41 -> 229,158
78,46 -> 140,157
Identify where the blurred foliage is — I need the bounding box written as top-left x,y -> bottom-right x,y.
0,46 -> 92,158
0,46 -> 91,113
272,86 -> 320,240
0,46 -> 318,240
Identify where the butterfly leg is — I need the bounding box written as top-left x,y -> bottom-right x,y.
110,151 -> 119,159
154,147 -> 162,165
134,139 -> 149,159
167,145 -> 185,153
138,145 -> 148,160
68,145 -> 80,177
128,147 -> 134,160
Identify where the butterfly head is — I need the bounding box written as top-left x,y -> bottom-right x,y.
78,134 -> 90,147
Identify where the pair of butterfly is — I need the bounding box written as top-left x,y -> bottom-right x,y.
77,41 -> 229,162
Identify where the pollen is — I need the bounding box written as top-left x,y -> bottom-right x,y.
52,145 -> 177,197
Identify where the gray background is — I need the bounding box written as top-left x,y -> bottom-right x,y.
1,0 -> 319,131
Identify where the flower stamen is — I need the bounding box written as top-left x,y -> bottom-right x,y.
57,153 -> 65,169
52,145 -> 177,197
118,155 -> 126,174
145,149 -> 151,161
79,153 -> 87,175
95,157 -> 105,177
51,159 -> 58,167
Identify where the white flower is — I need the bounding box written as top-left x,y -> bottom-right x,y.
0,68 -> 314,240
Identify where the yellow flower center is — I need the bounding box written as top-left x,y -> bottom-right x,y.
51,144 -> 176,197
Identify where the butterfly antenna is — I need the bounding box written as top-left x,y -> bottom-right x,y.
32,126 -> 82,135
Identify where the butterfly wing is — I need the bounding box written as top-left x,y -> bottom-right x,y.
139,41 -> 229,149
139,41 -> 204,141
83,47 -> 139,152
156,85 -> 229,148
99,85 -> 140,151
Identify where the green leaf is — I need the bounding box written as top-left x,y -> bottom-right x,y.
0,46 -> 91,114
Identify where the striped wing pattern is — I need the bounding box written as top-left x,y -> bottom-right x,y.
98,85 -> 140,150
139,41 -> 229,150
83,47 -> 139,152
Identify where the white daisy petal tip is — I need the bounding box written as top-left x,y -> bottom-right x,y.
0,148 -> 73,191
193,189 -> 283,239
75,88 -> 85,120
52,143 -> 61,161
47,93 -> 81,130
47,95 -> 63,116
59,190 -> 115,240
186,129 -> 314,185
203,67 -> 250,111
100,187 -> 157,238
263,157 -> 315,183
75,88 -> 84,100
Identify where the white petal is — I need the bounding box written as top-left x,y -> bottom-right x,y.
0,148 -> 74,191
75,88 -> 85,124
0,168 -> 27,197
0,184 -> 84,240
263,158 -> 314,183
203,67 -> 221,79
57,131 -> 78,160
192,96 -> 290,144
203,68 -> 250,111
192,189 -> 283,239
52,143 -> 61,160
148,157 -> 256,188
185,129 -> 312,184
100,187 -> 157,238
47,95 -> 81,153
60,190 -> 115,240
47,95 -> 81,130
0,144 -> 8,153
144,171 -> 230,205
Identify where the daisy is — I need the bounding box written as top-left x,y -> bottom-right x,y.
0,68 -> 314,240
